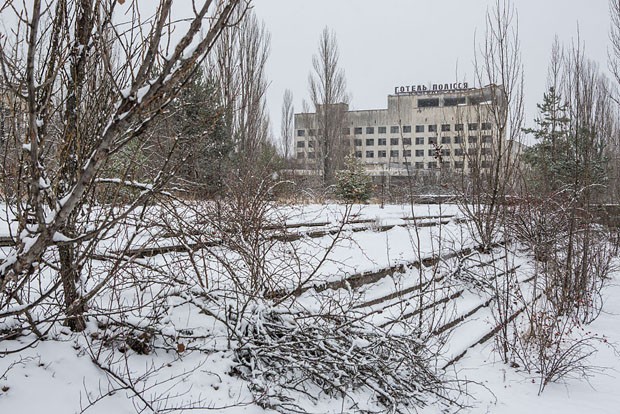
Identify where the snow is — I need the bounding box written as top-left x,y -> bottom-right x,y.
136,84 -> 150,103
38,177 -> 50,190
52,231 -> 73,243
1,202 -> 619,413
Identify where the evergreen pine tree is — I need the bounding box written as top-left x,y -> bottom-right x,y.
524,86 -> 607,200
523,87 -> 570,193
335,155 -> 373,203
172,68 -> 233,197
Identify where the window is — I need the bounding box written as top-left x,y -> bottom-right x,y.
308,152 -> 315,159
342,128 -> 350,135
354,139 -> 362,146
366,138 -> 375,146
441,161 -> 451,169
481,148 -> 492,155
482,135 -> 493,143
481,160 -> 492,168
403,149 -> 411,157
354,127 -> 363,135
441,124 -> 451,132
419,98 -> 440,107
415,162 -> 425,169
390,150 -> 399,157
378,126 -> 387,134
390,126 -> 400,134
441,136 -> 451,144
428,161 -> 437,169
355,151 -> 362,158
415,150 -> 424,157
403,137 -> 412,145
481,122 -> 492,130
428,124 -> 437,132
403,125 -> 412,133
429,137 -> 437,145
297,152 -> 305,159
390,138 -> 399,145
366,150 -> 374,158
469,94 -> 488,105
468,148 -> 477,155
428,149 -> 435,156
366,126 -> 375,134
378,138 -> 387,146
444,97 -> 466,106
441,149 -> 451,157
455,161 -> 464,169
454,136 -> 463,144
308,129 -> 316,136
403,161 -> 411,166
297,129 -> 305,137
415,137 -> 425,145
378,150 -> 387,158
297,141 -> 305,148
468,123 -> 478,131
454,149 -> 464,156
468,136 -> 478,144
455,124 -> 464,131
308,140 -> 315,148
415,125 -> 425,133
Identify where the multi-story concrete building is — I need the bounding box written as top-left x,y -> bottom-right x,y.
294,83 -> 504,176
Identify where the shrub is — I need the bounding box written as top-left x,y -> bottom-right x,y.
335,155 -> 373,203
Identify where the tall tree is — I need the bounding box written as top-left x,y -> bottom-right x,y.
167,67 -> 232,197
280,89 -> 294,160
308,27 -> 348,185
522,86 -> 570,193
0,0 -> 245,331
562,43 -> 611,205
211,8 -> 271,162
606,0 -> 620,201
458,0 -> 525,252
453,0 -> 525,364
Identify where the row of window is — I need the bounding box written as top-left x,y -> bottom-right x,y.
296,135 -> 494,148
295,153 -> 493,169
417,94 -> 496,108
352,148 -> 492,158
402,160 -> 493,169
354,135 -> 493,146
297,123 -> 492,137
296,148 -> 492,158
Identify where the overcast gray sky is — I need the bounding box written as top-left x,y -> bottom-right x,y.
253,0 -> 611,139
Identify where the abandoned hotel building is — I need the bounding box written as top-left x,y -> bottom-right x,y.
294,83 -> 505,177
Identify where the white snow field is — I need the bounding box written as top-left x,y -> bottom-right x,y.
1,203 -> 619,413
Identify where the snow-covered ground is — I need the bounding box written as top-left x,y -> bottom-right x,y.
458,275 -> 620,414
1,202 -> 619,413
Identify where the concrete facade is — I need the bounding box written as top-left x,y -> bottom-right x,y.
294,85 -> 503,175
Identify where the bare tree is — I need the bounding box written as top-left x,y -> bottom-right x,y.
0,0 -> 246,332
503,27 -> 618,390
451,0 -> 525,364
308,27 -> 348,185
607,0 -> 620,201
211,7 -> 271,161
460,0 -> 524,253
280,88 -> 294,160
609,0 -> 620,95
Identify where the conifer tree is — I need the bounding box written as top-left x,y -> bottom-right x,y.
335,155 -> 373,203
171,68 -> 232,197
522,86 -> 570,193
524,85 -> 608,197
